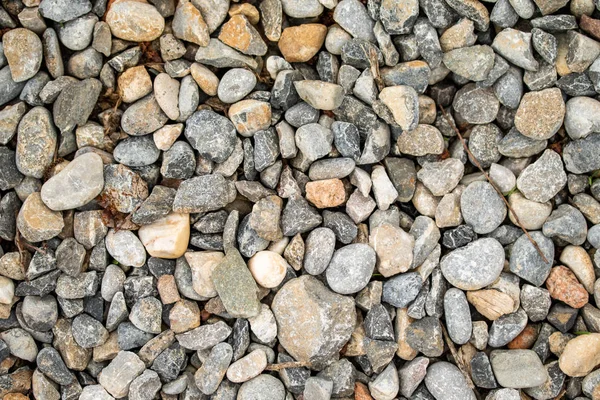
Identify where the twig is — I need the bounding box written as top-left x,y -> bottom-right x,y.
264,361 -> 312,371
365,45 -> 385,92
15,230 -> 47,264
441,324 -> 480,399
439,105 -> 549,264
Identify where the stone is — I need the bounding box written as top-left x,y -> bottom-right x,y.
173,174 -> 236,213
368,362 -> 399,400
521,284 -> 552,322
229,100 -> 272,137
490,350 -> 548,388
333,0 -> 375,41
17,192 -> 64,243
218,68 -> 257,104
272,276 -> 356,368
517,150 -> 567,203
443,45 -> 495,82
105,229 -> 146,268
227,349 -> 267,383
452,84 -> 499,124
72,313 -> 109,348
369,223 -> 414,277
444,288 -> 472,345
326,244 -> 376,295
212,249 -> 260,318
1,328 -> 37,362
237,375 -> 286,400
36,347 -> 72,386
129,370 -> 161,400
53,78 -> 102,133
488,308 -> 528,347
543,205 -> 587,245
378,85 -> 419,131
397,124 -> 444,156
219,15 -> 267,56
40,153 -> 103,211
294,81 -> 344,111
98,351 -> 145,398
16,107 -> 56,179
248,251 -> 288,289
138,212 -> 189,259
105,0 -> 165,42
546,266 -> 588,309
172,2 -> 209,46
492,28 -> 538,71
0,102 -> 27,145
306,179 -> 346,209
424,362 -> 476,400
441,238 -> 504,290
3,28 -> 43,82
461,181 -> 507,234
278,24 -> 327,63
514,89 -> 565,141
118,66 -> 152,103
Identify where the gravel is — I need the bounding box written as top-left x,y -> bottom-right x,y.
0,1 -> 599,399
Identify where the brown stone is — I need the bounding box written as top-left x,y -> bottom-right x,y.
118,65 -> 152,103
138,330 -> 175,366
355,382 -> 374,400
172,2 -> 210,47
16,192 -> 64,243
0,368 -> 32,398
157,275 -> 180,304
278,24 -> 327,62
93,331 -> 120,362
228,100 -> 272,137
105,0 -> 165,42
549,332 -> 575,357
229,3 -> 260,24
514,88 -> 565,140
190,63 -> 219,96
395,308 -> 418,360
581,15 -> 600,41
533,0 -> 569,14
169,299 -> 200,334
4,393 -> 29,400
219,14 -> 266,56
305,179 -> 347,209
283,233 -> 304,271
466,289 -> 515,320
546,265 -> 589,309
53,318 -> 92,371
507,324 -> 539,349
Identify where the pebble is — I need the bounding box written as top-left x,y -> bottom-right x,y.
105,0 -> 165,42
514,88 -> 565,140
218,68 -> 257,104
272,276 -> 355,368
326,244 -> 376,295
279,24 -> 327,63
517,149 -> 567,202
443,45 -> 495,81
105,229 -> 146,268
237,374 -> 286,400
378,85 -> 419,131
492,28 -> 538,71
172,2 -> 209,47
546,265 -> 589,308
441,238 -> 504,290
226,349 -> 267,383
3,28 -> 43,82
98,351 -> 145,398
424,361 -> 476,400
490,350 -> 548,388
248,251 -> 288,288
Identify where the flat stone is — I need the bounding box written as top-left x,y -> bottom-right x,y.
514,88 -> 565,140
490,350 -> 548,388
425,362 -> 476,400
272,276 -> 356,368
326,244 -> 376,295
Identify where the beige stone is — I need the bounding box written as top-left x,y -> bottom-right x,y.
435,193 -> 462,228
229,3 -> 260,24
228,100 -> 272,137
190,63 -> 219,96
278,24 -> 327,62
184,251 -> 225,298
106,0 -> 165,42
559,245 -> 596,293
118,66 -> 152,103
153,123 -> 183,151
138,212 -> 190,259
248,250 -> 288,288
219,14 -> 267,56
395,308 -> 418,360
514,88 -> 565,140
467,289 -> 515,320
2,28 -> 43,82
369,223 -> 414,277
379,85 -> 419,131
559,333 -> 600,376
305,178 -> 346,208
226,349 -> 267,383
169,299 -> 200,334
157,275 -> 180,304
0,276 -> 14,305
508,192 -> 552,230
440,18 -> 477,52
172,2 -> 210,47
17,192 -> 64,243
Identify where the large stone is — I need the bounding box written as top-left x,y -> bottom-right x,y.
441,238 -> 505,290
106,0 -> 165,42
3,28 -> 43,82
40,153 -> 104,210
490,350 -> 548,388
272,276 -> 356,369
173,174 -> 236,213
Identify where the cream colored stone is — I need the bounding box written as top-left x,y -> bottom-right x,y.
248,250 -> 288,288
0,276 -> 15,305
559,333 -> 600,376
184,251 -> 225,298
278,24 -> 327,62
467,289 -> 515,320
226,349 -> 267,383
106,0 -> 165,42
118,66 -> 152,103
172,2 -> 210,47
17,192 -> 64,243
508,192 -> 552,230
379,85 -> 419,131
369,223 -> 415,277
560,245 -> 596,293
190,63 -> 219,96
153,123 -> 183,151
138,212 -> 190,259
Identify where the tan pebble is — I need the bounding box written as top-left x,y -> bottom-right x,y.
248,250 -> 288,288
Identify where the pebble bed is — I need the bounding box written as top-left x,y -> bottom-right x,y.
1,0 -> 600,399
